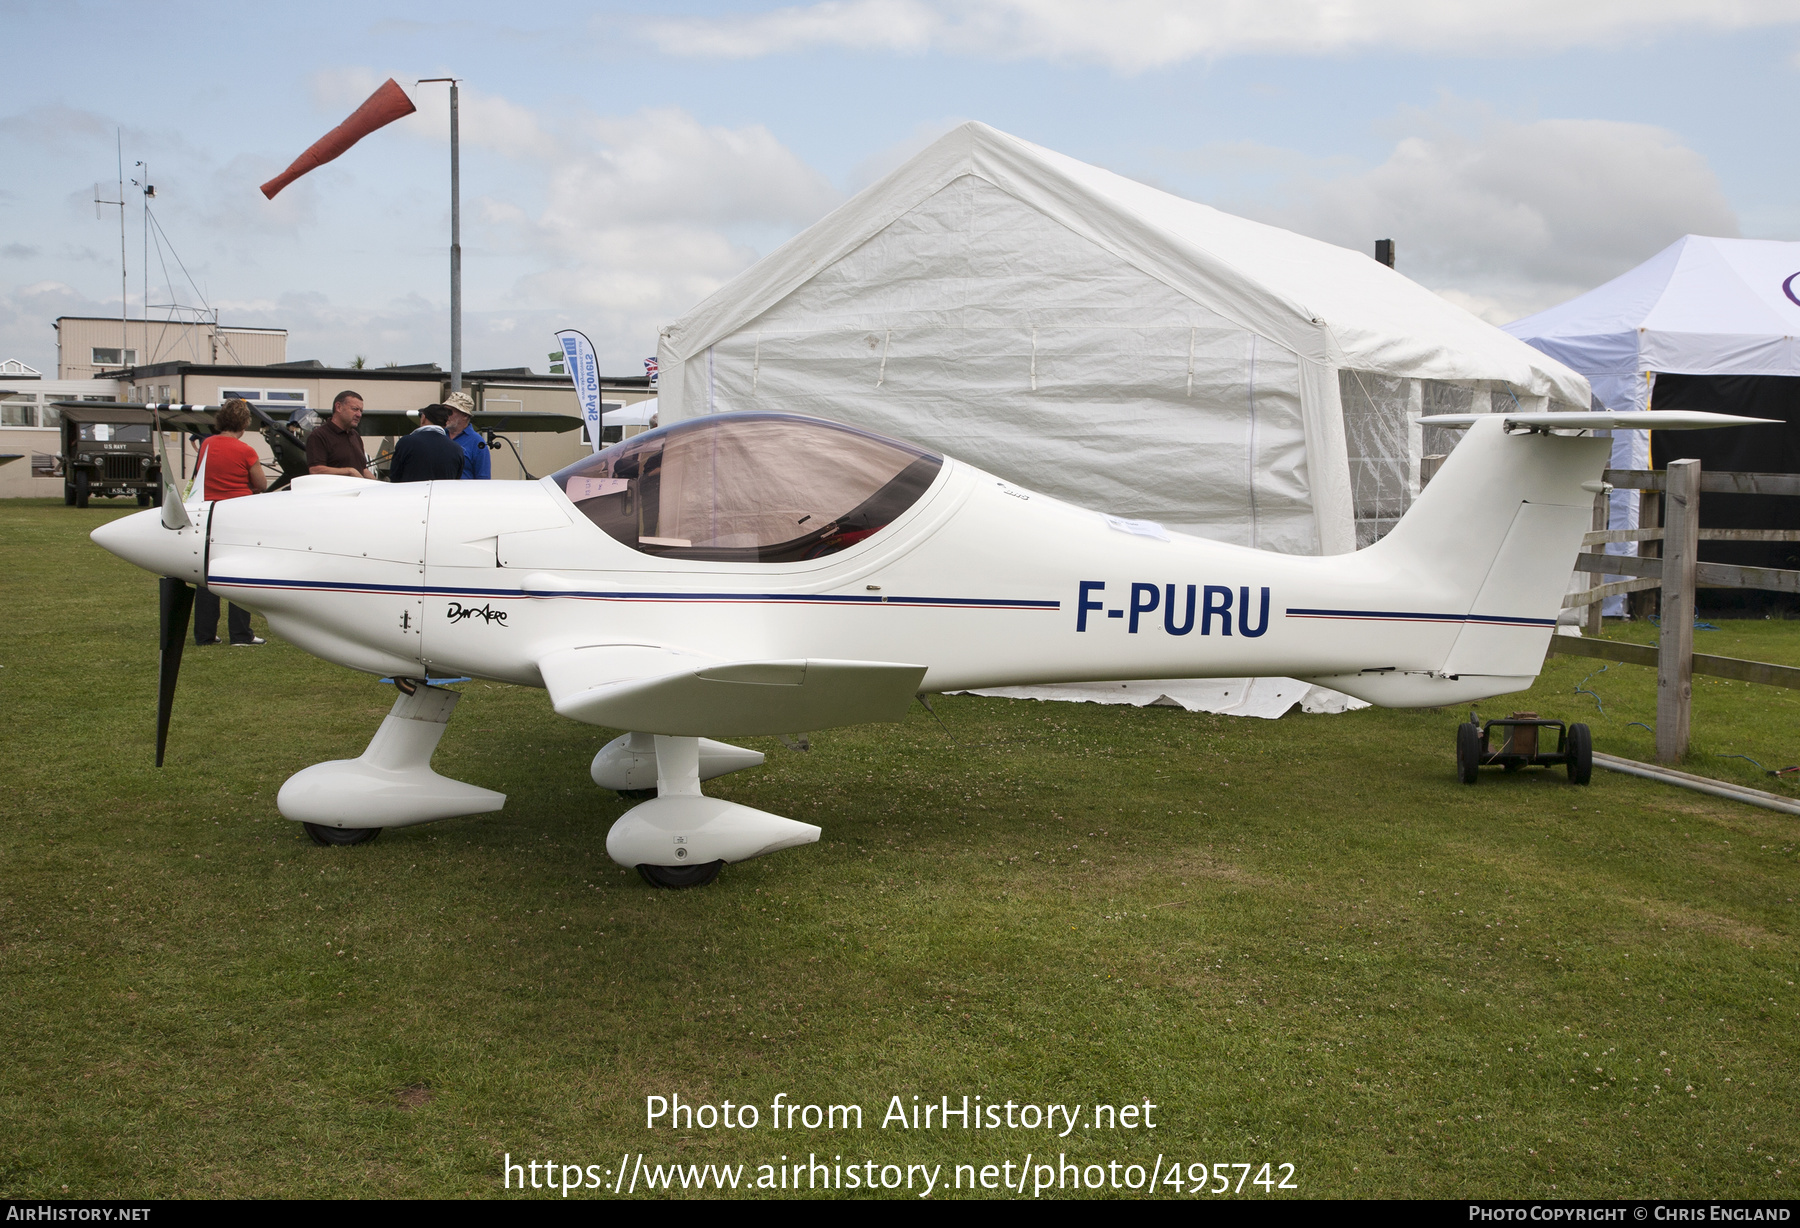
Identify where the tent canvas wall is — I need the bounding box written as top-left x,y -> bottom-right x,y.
653,122 -> 1588,714
1505,235 -> 1800,607
658,123 -> 1586,553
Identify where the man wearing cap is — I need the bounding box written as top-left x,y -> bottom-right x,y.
390,404 -> 466,483
443,390 -> 491,480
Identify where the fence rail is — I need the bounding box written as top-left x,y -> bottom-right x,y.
1583,527 -> 1800,544
1547,633 -> 1800,691
1560,458 -> 1799,763
1604,468 -> 1800,497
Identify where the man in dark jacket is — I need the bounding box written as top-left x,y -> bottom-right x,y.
389,404 -> 467,483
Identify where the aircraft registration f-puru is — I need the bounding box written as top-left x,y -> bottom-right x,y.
93,405 -> 1767,886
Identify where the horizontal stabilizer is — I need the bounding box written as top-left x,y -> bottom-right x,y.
540,644 -> 927,736
1419,411 -> 1776,431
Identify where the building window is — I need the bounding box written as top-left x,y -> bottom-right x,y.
91,348 -> 138,367
2,393 -> 37,427
218,388 -> 309,420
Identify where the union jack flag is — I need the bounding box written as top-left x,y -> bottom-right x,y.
644,356 -> 658,384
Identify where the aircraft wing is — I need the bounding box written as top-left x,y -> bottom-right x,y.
355,411 -> 421,437
354,410 -> 586,436
1419,411 -> 1777,431
470,410 -> 585,433
538,644 -> 927,737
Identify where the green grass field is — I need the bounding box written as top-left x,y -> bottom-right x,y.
2,499 -> 1795,1199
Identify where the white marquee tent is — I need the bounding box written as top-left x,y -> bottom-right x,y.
654,121 -> 1589,714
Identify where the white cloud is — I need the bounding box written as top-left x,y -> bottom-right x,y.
0,281 -> 113,374
846,117 -> 970,191
3,75 -> 844,378
1228,113 -> 1740,319
224,92 -> 839,373
643,0 -> 1800,71
552,107 -> 839,229
645,0 -> 942,58
493,107 -> 843,360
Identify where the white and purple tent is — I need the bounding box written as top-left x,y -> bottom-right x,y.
1507,236 -> 1800,609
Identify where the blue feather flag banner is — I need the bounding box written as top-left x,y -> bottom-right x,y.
555,329 -> 604,453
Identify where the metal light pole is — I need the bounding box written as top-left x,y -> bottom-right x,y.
418,78 -> 462,392
94,130 -> 128,369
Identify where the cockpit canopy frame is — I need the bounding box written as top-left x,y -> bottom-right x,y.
551,412 -> 943,564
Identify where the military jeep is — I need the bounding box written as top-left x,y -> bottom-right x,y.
56,404 -> 215,508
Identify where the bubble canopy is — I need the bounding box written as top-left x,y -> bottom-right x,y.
551,412 -> 943,563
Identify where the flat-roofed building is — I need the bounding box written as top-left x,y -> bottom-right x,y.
119,360 -> 654,482
55,316 -> 287,380
0,377 -> 122,498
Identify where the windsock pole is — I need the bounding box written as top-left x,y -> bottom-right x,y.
420,78 -> 463,394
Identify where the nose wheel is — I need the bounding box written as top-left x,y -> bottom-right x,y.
304,823 -> 382,847
637,860 -> 725,889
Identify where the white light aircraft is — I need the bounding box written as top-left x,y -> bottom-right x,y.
93,406 -> 1767,886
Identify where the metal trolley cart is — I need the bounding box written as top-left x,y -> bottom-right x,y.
1456,711 -> 1592,785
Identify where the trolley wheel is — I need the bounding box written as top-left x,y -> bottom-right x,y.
1456,721 -> 1481,785
1567,723 -> 1593,785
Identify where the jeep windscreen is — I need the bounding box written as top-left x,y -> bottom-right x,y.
77,423 -> 152,443
553,412 -> 943,563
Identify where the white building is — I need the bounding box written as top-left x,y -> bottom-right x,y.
0,368 -> 121,498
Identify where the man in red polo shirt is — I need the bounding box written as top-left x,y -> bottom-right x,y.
306,390 -> 372,478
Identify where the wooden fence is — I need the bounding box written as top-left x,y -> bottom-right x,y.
1554,458 -> 1800,763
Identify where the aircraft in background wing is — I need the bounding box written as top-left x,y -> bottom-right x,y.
92,406 -> 1770,887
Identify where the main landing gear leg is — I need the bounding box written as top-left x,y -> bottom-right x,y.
605,734 -> 819,889
277,683 -> 507,842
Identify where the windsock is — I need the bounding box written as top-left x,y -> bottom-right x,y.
261,78 -> 417,199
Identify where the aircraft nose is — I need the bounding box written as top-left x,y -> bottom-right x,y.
91,508 -> 207,583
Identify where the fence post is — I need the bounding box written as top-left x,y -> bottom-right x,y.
1631,488 -> 1662,621
1586,491 -> 1607,636
1657,458 -> 1700,764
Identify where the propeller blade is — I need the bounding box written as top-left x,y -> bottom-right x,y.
153,405 -> 192,530
156,576 -> 194,767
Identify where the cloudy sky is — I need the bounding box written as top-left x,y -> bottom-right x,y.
4,0 -> 1797,378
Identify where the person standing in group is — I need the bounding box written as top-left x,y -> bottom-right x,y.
193,398 -> 268,646
390,404 -> 465,483
443,390 -> 490,480
306,389 -> 372,478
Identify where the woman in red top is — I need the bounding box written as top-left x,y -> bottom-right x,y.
193,399 -> 268,645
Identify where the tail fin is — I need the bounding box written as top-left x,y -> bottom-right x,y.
1311,410 -> 1771,706
1367,417 -> 1608,679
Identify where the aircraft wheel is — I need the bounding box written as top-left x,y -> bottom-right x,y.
304,823 -> 382,847
616,788 -> 656,801
1567,723 -> 1593,786
1456,721 -> 1481,785
637,860 -> 724,889
74,469 -> 90,509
